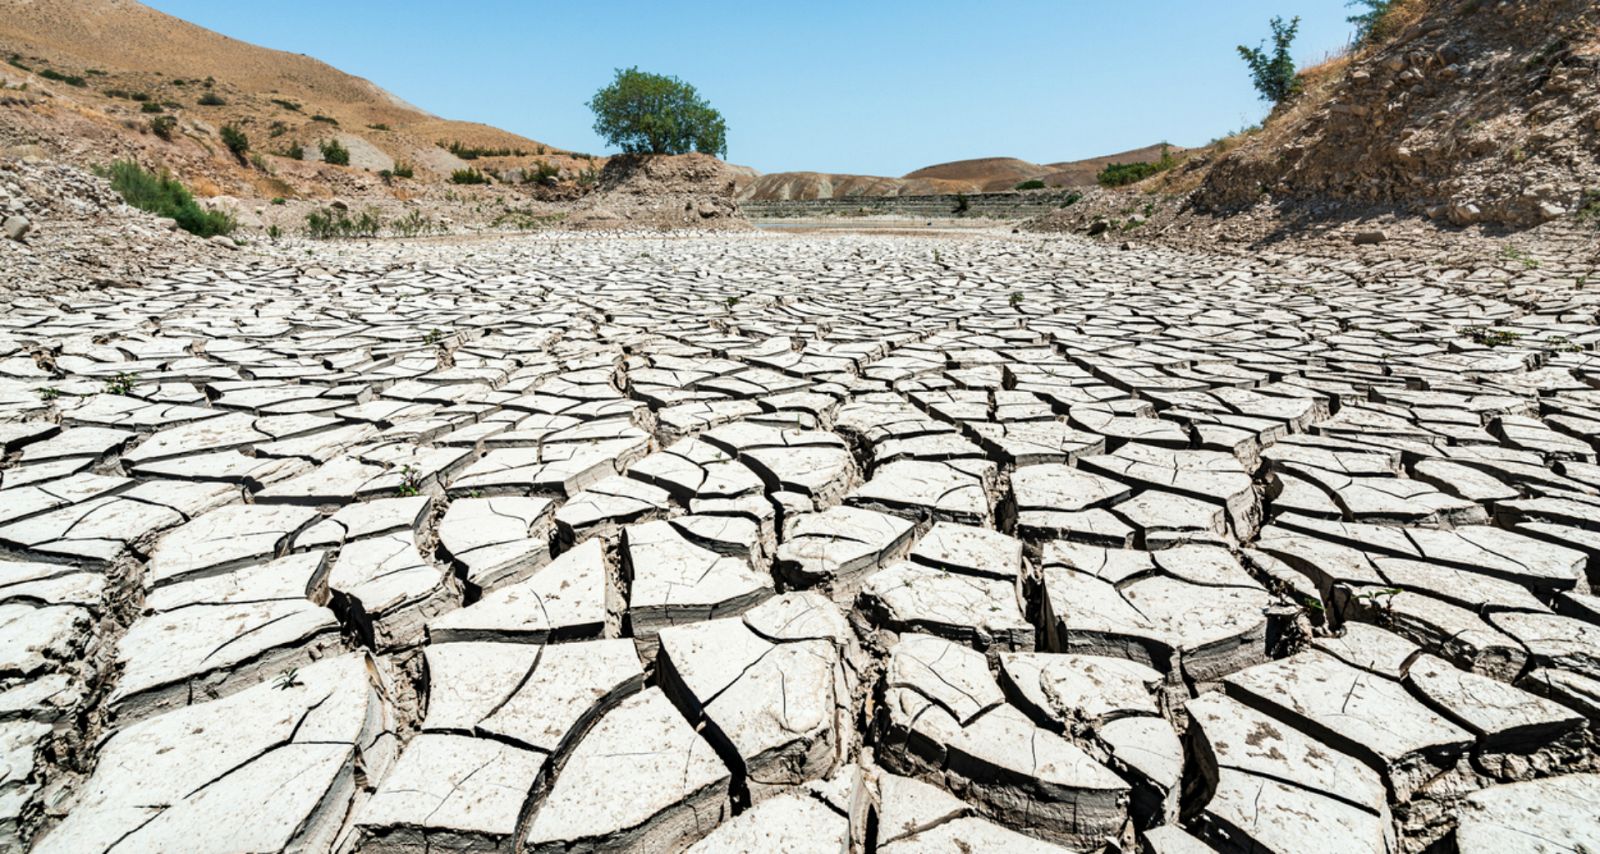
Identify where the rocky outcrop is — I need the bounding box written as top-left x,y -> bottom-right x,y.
1195,0 -> 1600,228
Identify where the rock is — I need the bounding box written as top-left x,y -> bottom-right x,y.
2,215 -> 29,242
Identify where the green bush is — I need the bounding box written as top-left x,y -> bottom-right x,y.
140,101 -> 164,113
526,160 -> 560,186
587,67 -> 727,157
392,210 -> 439,238
319,139 -> 350,166
311,114 -> 338,125
220,124 -> 249,159
391,162 -> 414,179
270,98 -> 301,112
1014,179 -> 1047,191
98,160 -> 236,237
7,55 -> 31,71
40,69 -> 87,87
281,142 -> 305,160
450,168 -> 489,185
197,91 -> 226,106
149,115 -> 178,140
367,123 -> 390,131
1097,145 -> 1179,188
304,206 -> 384,239
1238,16 -> 1303,106
270,197 -> 287,205
439,141 -> 528,160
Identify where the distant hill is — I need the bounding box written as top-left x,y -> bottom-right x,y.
0,0 -> 591,198
738,144 -> 1184,201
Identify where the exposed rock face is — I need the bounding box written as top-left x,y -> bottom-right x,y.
4,229 -> 1600,853
1195,0 -> 1600,228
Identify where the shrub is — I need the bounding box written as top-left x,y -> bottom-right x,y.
1096,145 -> 1179,187
281,142 -> 305,160
149,115 -> 179,140
270,98 -> 301,112
450,168 -> 489,185
270,197 -> 287,205
391,162 -> 414,179
526,160 -> 560,186
197,91 -> 226,106
130,92 -> 150,102
392,210 -> 438,238
104,88 -> 131,99
319,138 -> 350,166
587,67 -> 727,157
220,124 -> 249,159
1014,179 -> 1046,191
304,206 -> 384,239
249,153 -> 272,173
40,69 -> 87,87
311,114 -> 338,125
7,55 -> 30,71
367,123 -> 389,131
439,141 -> 528,160
140,101 -> 164,114
1238,16 -> 1303,106
953,193 -> 970,215
98,160 -> 236,237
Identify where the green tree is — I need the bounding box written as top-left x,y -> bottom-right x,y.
1237,16 -> 1303,106
587,67 -> 727,158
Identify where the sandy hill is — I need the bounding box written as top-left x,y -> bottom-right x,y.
1191,0 -> 1599,228
738,144 -> 1184,201
0,0 -> 593,199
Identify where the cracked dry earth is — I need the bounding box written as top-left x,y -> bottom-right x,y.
1,230 -> 1599,854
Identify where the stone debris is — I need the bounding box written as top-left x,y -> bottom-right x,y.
4,231 -> 1600,851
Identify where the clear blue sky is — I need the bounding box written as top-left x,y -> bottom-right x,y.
143,0 -> 1358,176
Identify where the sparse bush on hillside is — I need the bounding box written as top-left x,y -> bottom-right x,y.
197,91 -> 226,106
304,206 -> 384,239
40,69 -> 86,87
526,160 -> 560,186
7,55 -> 31,72
141,101 -> 164,113
220,124 -> 250,159
367,123 -> 390,131
319,139 -> 350,166
281,142 -> 305,160
1238,16 -> 1303,106
149,115 -> 178,140
311,114 -> 339,125
270,98 -> 301,112
392,210 -> 440,238
450,168 -> 490,185
1097,145 -> 1179,187
1014,179 -> 1047,191
98,160 -> 236,237
392,162 -> 414,179
587,67 -> 727,158
439,141 -> 529,160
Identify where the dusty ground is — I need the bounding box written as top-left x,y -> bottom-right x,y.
3,221 -> 1599,853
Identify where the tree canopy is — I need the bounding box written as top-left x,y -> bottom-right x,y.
587,67 -> 727,159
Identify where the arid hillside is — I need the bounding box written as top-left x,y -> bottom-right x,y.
1192,0 -> 1600,228
0,0 -> 600,200
738,144 -> 1182,201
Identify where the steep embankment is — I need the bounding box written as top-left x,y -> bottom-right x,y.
1193,0 -> 1600,228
